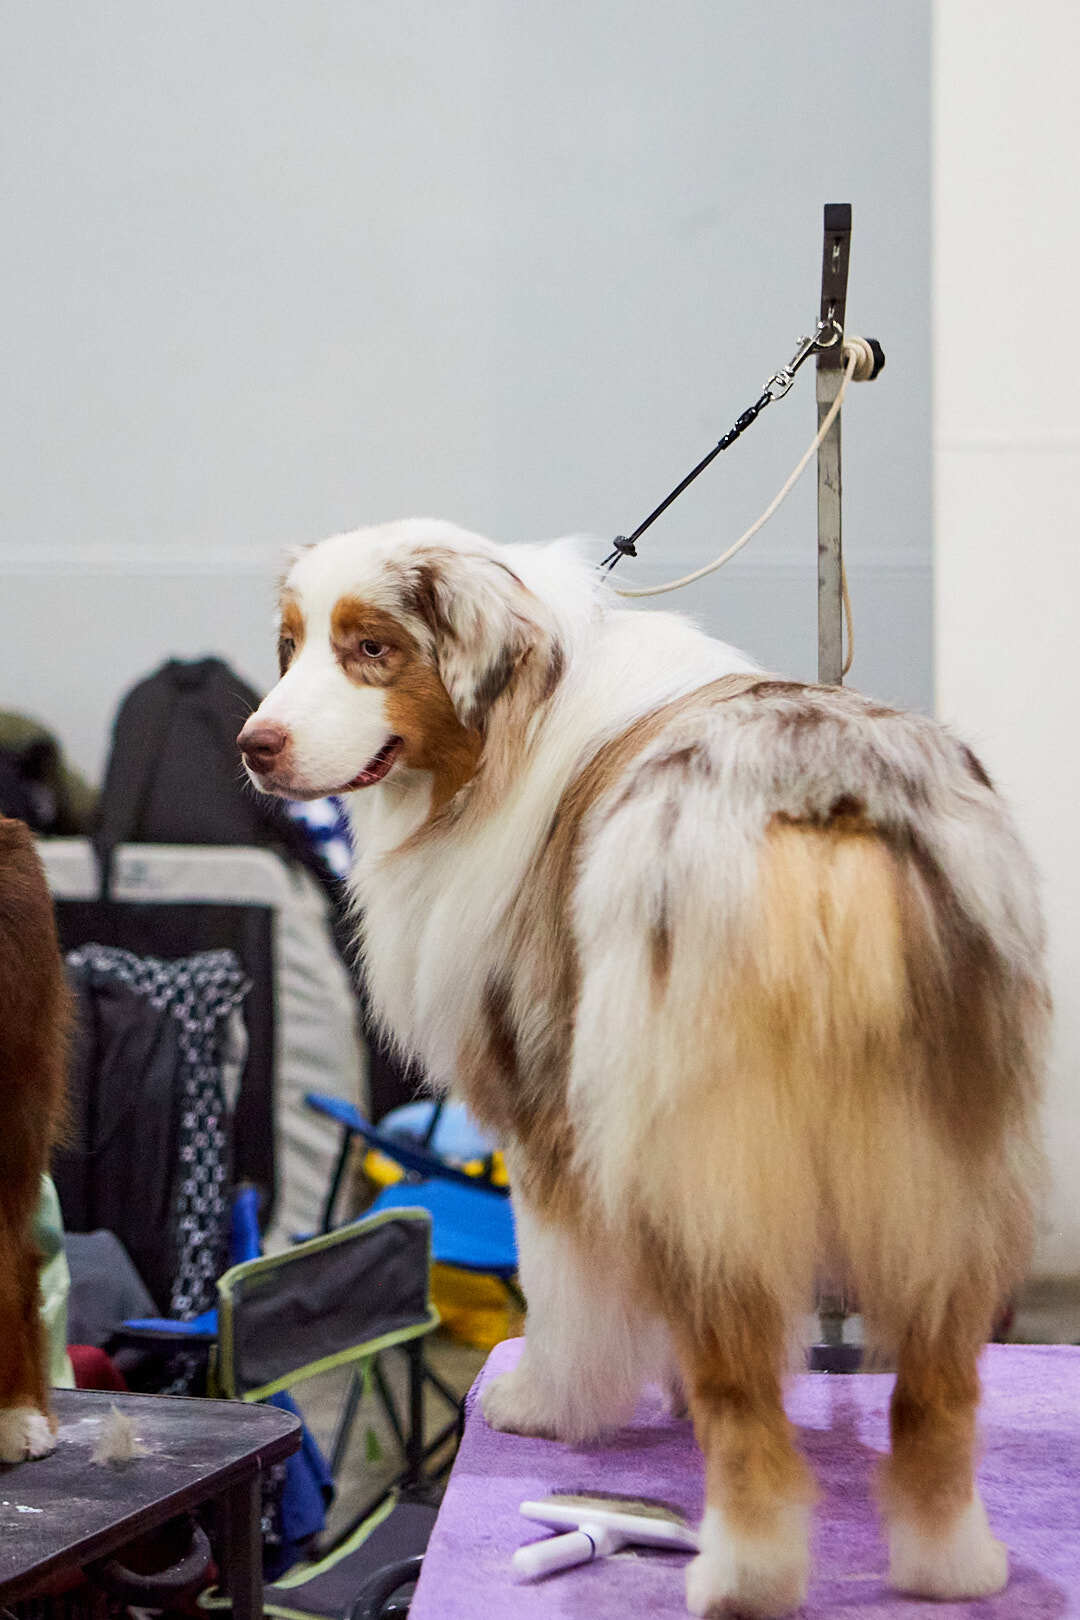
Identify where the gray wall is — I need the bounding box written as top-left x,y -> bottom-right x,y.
1,2 -> 931,780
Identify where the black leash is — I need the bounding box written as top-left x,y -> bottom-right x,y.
601,317 -> 843,572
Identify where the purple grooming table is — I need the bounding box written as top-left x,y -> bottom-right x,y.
410,1337 -> 1080,1618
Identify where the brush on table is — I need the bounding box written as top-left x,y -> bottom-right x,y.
513,1489 -> 699,1580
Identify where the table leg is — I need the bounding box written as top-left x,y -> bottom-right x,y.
221,1472 -> 264,1620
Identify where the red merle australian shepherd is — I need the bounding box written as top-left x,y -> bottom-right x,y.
240,519 -> 1046,1617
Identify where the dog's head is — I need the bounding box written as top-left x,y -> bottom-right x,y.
238,520 -> 563,806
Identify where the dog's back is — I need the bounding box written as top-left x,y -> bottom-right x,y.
0,816 -> 69,1460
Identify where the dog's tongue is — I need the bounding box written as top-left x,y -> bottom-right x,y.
348,737 -> 402,789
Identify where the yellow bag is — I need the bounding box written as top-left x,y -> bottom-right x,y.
430,1264 -> 524,1351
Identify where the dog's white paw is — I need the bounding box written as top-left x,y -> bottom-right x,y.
685,1505 -> 809,1618
888,1492 -> 1007,1599
0,1406 -> 57,1463
480,1365 -> 573,1440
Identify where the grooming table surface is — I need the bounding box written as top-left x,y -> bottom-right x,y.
0,1389 -> 300,1612
411,1337 -> 1080,1618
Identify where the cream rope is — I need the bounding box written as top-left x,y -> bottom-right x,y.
613,335 -> 872,676
841,554 -> 855,677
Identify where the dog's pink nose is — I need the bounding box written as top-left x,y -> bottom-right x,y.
238,720 -> 289,772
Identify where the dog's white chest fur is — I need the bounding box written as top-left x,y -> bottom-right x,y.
350,824 -> 511,1084
346,603 -> 754,1088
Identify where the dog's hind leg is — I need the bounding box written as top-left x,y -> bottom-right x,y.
480,1193 -> 662,1443
881,1291 -> 1007,1599
673,1279 -> 814,1620
0,1235 -> 56,1463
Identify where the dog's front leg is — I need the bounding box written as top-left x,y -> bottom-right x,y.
481,1194 -> 655,1443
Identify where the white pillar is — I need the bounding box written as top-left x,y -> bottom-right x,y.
934,2 -> 1080,1271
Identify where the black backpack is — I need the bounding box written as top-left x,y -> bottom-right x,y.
92,657 -> 315,876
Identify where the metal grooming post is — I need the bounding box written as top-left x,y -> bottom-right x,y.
814,203 -> 860,1370
816,203 -> 851,687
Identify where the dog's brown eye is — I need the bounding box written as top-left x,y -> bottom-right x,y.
277,635 -> 296,674
360,640 -> 389,658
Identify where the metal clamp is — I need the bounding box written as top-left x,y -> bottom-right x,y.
764,318 -> 844,401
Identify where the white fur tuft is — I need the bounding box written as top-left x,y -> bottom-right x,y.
888,1493 -> 1008,1599
686,1504 -> 810,1618
92,1405 -> 149,1464
480,1195 -> 670,1443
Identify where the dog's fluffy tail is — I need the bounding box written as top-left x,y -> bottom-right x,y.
572,795 -> 1047,1347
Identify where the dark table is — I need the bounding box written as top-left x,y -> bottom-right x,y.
0,1389 -> 301,1620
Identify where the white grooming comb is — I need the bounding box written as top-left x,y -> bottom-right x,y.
514,1489 -> 699,1580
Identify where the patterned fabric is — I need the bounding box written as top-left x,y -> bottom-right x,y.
283,795 -> 354,879
65,944 -> 249,1318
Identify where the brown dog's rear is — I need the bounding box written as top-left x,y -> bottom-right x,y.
0,816 -> 69,1460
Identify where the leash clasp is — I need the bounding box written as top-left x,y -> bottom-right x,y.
764,319 -> 842,402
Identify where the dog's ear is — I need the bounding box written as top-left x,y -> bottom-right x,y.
408,549 -> 563,731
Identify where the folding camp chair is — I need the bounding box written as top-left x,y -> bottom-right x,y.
214,1209 -> 446,1481
305,1093 -> 521,1311
124,1201 -> 458,1535
177,1209 -> 446,1618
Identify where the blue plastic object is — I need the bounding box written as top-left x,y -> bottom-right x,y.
305,1092 -> 518,1278
378,1100 -> 496,1163
367,1178 -> 517,1278
230,1183 -> 262,1264
119,1306 -> 219,1338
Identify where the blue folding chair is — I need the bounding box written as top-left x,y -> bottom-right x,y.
305,1093 -> 521,1309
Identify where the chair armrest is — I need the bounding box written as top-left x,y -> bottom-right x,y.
117,1308 -> 219,1342
304,1093 -> 509,1196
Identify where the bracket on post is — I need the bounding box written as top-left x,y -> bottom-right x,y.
816,203 -> 852,686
